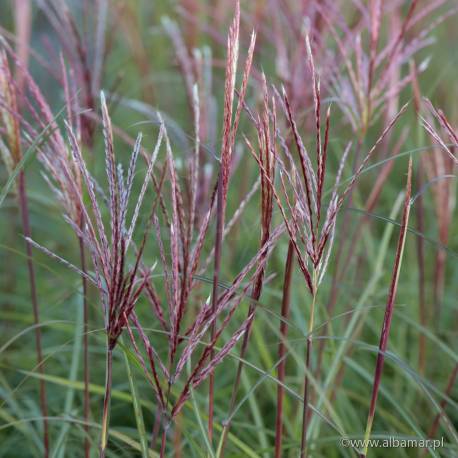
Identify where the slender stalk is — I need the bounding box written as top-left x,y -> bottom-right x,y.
159,426 -> 167,458
207,2 -> 243,442
306,193 -> 405,443
100,344 -> 113,458
157,386 -> 171,457
361,158 -> 412,458
18,170 -> 49,457
208,173 -> 225,443
300,269 -> 317,458
274,242 -> 294,458
78,235 -> 91,458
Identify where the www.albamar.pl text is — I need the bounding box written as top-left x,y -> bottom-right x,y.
340,436 -> 444,450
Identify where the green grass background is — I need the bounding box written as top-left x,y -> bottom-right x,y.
0,1 -> 457,456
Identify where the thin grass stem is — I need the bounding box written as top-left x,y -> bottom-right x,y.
100,344 -> 113,458
18,169 -> 49,457
78,234 -> 91,458
208,177 -> 224,444
361,158 -> 412,458
274,241 -> 294,458
300,269 -> 318,458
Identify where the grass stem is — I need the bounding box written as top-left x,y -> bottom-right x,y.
18,169 -> 49,457
78,234 -> 91,458
361,158 -> 412,457
160,427 -> 167,458
274,241 -> 294,458
208,174 -> 225,444
300,269 -> 317,458
100,345 -> 113,458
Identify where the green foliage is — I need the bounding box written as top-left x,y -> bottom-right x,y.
0,1 -> 457,457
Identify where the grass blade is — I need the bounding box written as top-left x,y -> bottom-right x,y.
120,338 -> 149,458
53,296 -> 83,458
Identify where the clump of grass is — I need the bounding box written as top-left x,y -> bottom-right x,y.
29,58 -> 278,458
68,93 -> 160,458
114,115 -> 283,457
28,92 -> 162,457
1,2 -> 457,457
247,33 -> 408,456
